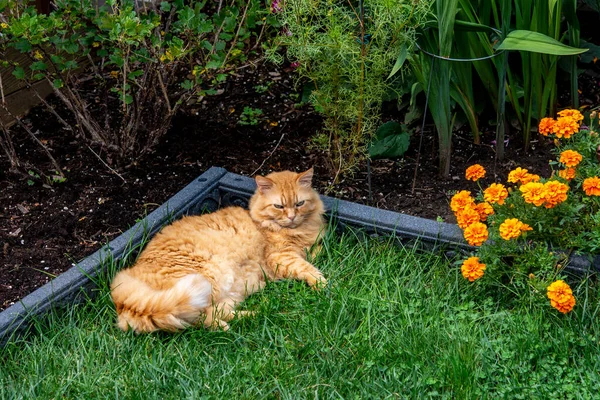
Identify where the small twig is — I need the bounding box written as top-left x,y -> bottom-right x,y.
220,0 -> 251,69
251,130 -> 286,176
86,145 -> 127,184
156,70 -> 172,113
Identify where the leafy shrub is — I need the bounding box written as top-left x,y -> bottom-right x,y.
450,109 -> 600,313
0,0 -> 273,167
268,0 -> 431,180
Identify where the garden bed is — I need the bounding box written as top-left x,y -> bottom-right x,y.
0,166 -> 468,344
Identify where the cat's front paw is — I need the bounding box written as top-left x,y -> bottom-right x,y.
305,271 -> 328,290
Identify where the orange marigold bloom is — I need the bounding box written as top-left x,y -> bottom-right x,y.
583,177 -> 600,196
543,180 -> 569,208
559,150 -> 583,168
507,167 -> 530,184
547,280 -> 576,314
552,116 -> 579,139
557,109 -> 584,125
520,182 -> 546,206
450,190 -> 476,214
463,222 -> 489,246
455,206 -> 481,230
499,218 -> 533,240
521,173 -> 541,184
461,257 -> 486,282
558,168 -> 576,181
483,183 -> 509,205
538,117 -> 556,136
475,202 -> 494,222
465,164 -> 486,181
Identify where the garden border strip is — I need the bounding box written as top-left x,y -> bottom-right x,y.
2,167 -> 597,344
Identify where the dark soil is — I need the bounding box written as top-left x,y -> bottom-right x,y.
2,61 -> 595,311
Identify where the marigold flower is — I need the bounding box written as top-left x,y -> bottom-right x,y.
559,150 -> 583,168
547,280 -> 576,314
520,182 -> 546,206
465,164 -> 486,181
499,218 -> 533,240
521,173 -> 541,184
34,50 -> 44,60
583,177 -> 600,196
483,183 -> 509,205
461,257 -> 486,282
463,222 -> 488,246
507,167 -> 530,184
557,109 -> 584,125
450,190 -> 476,214
455,206 -> 481,229
543,180 -> 569,208
474,202 -> 494,222
538,118 -> 556,136
552,116 -> 579,139
558,168 -> 576,181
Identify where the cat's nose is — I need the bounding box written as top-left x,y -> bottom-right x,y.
287,214 -> 296,221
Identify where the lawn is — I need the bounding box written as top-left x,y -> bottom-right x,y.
1,230 -> 599,399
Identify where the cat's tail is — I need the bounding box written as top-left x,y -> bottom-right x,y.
110,272 -> 212,333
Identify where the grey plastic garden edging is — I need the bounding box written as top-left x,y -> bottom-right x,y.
2,166 -> 597,344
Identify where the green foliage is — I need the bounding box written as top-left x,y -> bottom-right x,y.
237,106 -> 264,126
1,0 -> 274,166
269,0 -> 431,180
368,121 -> 411,160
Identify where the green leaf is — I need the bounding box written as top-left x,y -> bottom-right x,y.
181,80 -> 194,90
30,61 -> 47,71
368,122 -> 410,160
52,79 -> 63,88
124,94 -> 133,105
497,30 -> 588,55
387,43 -> 407,80
160,1 -> 171,11
13,66 -> 25,79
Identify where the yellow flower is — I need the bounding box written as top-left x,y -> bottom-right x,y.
558,168 -> 576,181
542,180 -> 569,208
499,218 -> 532,240
524,173 -> 541,184
520,182 -> 546,206
461,257 -> 486,282
474,202 -> 494,222
557,109 -> 584,125
547,280 -> 576,314
34,50 -> 44,60
583,177 -> 600,196
483,183 -> 508,205
450,190 -> 475,214
507,167 -> 530,184
109,70 -> 119,78
465,164 -> 486,181
552,116 -> 579,139
463,222 -> 488,246
92,42 -> 100,47
0,23 -> 8,30
455,206 -> 480,229
559,150 -> 583,168
538,117 -> 556,136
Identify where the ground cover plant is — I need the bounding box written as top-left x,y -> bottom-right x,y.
2,229 -> 600,398
452,109 -> 600,315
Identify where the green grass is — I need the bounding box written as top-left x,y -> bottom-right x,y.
2,230 -> 600,399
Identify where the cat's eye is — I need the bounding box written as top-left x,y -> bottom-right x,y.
295,200 -> 305,207
273,204 -> 284,209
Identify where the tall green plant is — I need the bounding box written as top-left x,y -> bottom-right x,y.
270,0 -> 430,180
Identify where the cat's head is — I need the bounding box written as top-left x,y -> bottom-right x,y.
249,168 -> 324,229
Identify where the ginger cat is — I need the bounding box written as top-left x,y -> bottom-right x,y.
110,168 -> 326,333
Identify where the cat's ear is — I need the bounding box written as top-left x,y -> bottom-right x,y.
297,168 -> 314,188
255,175 -> 274,194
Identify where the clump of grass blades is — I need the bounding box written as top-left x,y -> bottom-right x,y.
1,229 -> 599,399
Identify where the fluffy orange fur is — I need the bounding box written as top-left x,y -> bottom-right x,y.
110,168 -> 326,333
